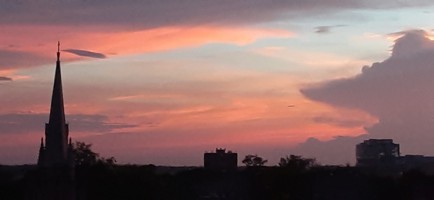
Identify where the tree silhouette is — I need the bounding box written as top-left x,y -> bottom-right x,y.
278,155 -> 316,170
72,141 -> 116,167
242,154 -> 267,167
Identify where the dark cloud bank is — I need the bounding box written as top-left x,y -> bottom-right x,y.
296,30 -> 434,164
0,49 -> 50,69
0,113 -> 136,164
0,113 -> 135,134
1,0 -> 433,28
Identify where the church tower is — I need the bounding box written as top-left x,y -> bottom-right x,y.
38,42 -> 73,167
30,43 -> 76,200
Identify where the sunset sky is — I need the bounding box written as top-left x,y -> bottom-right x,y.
2,0 -> 434,166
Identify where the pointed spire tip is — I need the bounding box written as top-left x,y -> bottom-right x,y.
57,41 -> 60,61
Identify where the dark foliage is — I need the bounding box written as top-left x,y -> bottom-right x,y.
3,164 -> 434,199
278,155 -> 317,171
242,154 -> 268,167
72,141 -> 116,167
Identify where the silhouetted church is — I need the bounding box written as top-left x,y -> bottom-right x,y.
37,42 -> 74,168
30,43 -> 76,200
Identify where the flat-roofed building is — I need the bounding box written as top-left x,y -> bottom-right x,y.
204,148 -> 237,170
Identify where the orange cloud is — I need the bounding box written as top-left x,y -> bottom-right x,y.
0,25 -> 292,69
90,83 -> 375,149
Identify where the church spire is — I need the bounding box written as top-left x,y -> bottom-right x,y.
48,41 -> 66,126
35,43 -> 75,200
41,42 -> 70,166
57,41 -> 60,62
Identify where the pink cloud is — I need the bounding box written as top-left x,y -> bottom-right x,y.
0,25 -> 292,69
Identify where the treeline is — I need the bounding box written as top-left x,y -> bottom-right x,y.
2,164 -> 434,199
2,142 -> 434,199
76,164 -> 434,200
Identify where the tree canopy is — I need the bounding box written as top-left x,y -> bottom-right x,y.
72,141 -> 116,167
242,154 -> 267,167
278,155 -> 316,170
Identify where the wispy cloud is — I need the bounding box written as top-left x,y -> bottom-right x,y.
314,25 -> 346,34
0,76 -> 12,81
0,26 -> 292,69
63,49 -> 106,59
0,0 -> 429,69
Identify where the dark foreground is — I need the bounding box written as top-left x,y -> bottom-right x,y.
1,164 -> 434,200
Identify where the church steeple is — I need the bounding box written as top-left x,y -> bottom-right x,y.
40,42 -> 71,166
34,43 -> 75,200
49,41 -> 66,126
57,41 -> 60,61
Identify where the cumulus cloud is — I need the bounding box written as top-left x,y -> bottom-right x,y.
299,29 -> 434,163
312,115 -> 368,128
0,113 -> 135,134
63,49 -> 106,59
292,135 -> 368,165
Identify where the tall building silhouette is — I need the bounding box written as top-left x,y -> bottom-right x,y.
38,42 -> 74,167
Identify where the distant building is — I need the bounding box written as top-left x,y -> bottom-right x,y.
204,148 -> 237,170
398,155 -> 434,172
356,139 -> 434,173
